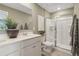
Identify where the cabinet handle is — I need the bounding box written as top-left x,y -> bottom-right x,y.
32,46 -> 36,48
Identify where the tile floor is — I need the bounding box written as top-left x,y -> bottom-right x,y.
51,49 -> 72,56
42,48 -> 72,56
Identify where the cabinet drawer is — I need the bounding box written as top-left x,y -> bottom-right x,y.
21,41 -> 41,56
0,42 -> 20,56
21,37 -> 41,48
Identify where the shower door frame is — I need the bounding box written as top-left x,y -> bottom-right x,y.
45,16 -> 72,50
55,16 -> 73,51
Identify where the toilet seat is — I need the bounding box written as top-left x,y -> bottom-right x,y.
42,41 -> 54,48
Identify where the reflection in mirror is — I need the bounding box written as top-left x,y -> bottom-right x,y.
0,10 -> 8,31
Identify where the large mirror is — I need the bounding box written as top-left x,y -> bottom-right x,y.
0,10 -> 8,31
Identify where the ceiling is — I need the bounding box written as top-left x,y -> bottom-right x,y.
1,3 -> 32,14
1,3 -> 73,14
38,3 -> 74,13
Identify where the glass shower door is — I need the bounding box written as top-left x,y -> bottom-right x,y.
56,17 -> 72,50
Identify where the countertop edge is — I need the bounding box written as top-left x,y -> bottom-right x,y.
0,34 -> 41,47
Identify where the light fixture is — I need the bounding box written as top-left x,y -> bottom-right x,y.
57,7 -> 61,10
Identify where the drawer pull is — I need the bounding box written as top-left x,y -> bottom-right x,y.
32,46 -> 36,48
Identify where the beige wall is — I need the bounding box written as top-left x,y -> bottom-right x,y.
32,4 -> 51,33
0,4 -> 32,30
51,8 -> 74,19
0,4 -> 51,32
31,4 -> 74,33
0,3 -> 73,33
32,4 -> 51,17
74,4 -> 79,18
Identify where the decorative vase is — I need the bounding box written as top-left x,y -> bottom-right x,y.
7,29 -> 19,38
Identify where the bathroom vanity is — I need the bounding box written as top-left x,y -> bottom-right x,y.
0,34 -> 41,56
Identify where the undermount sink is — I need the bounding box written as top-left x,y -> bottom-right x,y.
23,34 -> 35,36
0,40 -> 7,43
23,33 -> 27,35
19,30 -> 34,36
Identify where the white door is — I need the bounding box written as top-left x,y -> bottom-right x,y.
46,19 -> 56,46
56,17 -> 72,50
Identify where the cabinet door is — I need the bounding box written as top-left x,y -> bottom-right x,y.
38,15 -> 45,31
0,42 -> 20,56
21,41 -> 41,56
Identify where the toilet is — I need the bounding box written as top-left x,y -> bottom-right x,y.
42,41 -> 54,48
42,41 -> 55,55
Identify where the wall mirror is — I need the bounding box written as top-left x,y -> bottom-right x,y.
0,10 -> 8,33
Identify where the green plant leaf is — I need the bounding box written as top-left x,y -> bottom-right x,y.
5,17 -> 17,29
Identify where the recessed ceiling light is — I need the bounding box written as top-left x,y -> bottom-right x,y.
57,7 -> 61,10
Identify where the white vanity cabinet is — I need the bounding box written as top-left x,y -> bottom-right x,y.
21,37 -> 41,56
21,42 -> 41,56
0,34 -> 41,56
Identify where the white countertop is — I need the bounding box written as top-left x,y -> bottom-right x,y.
0,34 -> 41,46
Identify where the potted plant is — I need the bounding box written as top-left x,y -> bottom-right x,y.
5,17 -> 19,38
